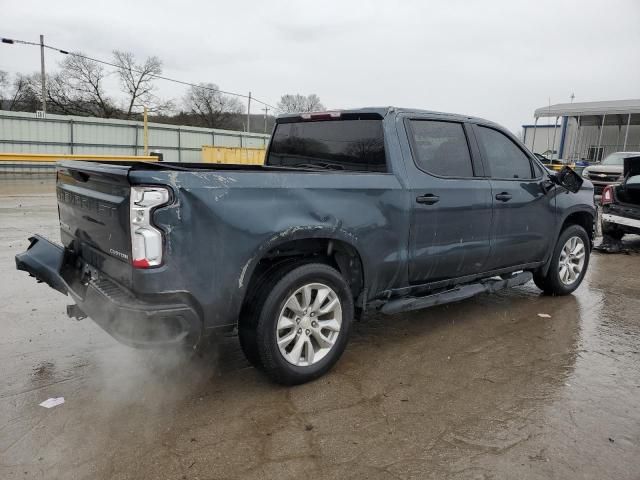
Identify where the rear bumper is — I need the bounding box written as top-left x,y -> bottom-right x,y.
15,235 -> 202,348
602,213 -> 640,234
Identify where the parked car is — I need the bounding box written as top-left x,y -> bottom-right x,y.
15,107 -> 596,384
582,151 -> 640,195
601,156 -> 640,239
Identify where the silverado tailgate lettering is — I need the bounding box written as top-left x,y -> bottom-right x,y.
57,188 -> 118,218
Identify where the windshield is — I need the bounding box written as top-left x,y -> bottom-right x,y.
602,152 -> 630,166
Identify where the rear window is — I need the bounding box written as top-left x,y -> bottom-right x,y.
408,120 -> 474,177
266,119 -> 387,172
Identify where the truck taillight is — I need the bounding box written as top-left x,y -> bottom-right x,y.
601,185 -> 614,205
130,186 -> 170,268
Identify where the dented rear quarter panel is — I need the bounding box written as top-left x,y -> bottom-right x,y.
128,136 -> 412,330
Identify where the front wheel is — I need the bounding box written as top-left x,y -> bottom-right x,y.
251,263 -> 354,385
533,224 -> 590,295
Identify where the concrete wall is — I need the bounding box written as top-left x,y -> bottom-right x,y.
0,111 -> 271,163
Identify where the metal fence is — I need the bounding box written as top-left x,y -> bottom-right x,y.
0,110 -> 271,163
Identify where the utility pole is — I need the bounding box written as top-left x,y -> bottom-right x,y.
246,91 -> 252,132
39,34 -> 47,113
143,106 -> 149,155
262,106 -> 269,134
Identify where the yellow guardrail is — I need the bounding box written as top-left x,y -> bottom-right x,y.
0,153 -> 159,162
547,163 -> 576,171
201,146 -> 265,165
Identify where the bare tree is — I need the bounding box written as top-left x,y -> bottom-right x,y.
305,94 -> 324,112
183,83 -> 244,128
277,93 -> 325,113
113,50 -> 172,118
0,70 -> 8,101
49,53 -> 117,117
0,72 -> 40,111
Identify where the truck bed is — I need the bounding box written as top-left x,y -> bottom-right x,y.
51,159 -> 409,333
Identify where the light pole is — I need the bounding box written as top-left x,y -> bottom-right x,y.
246,91 -> 251,132
262,106 -> 269,134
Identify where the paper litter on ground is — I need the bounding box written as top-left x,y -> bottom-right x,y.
39,397 -> 65,408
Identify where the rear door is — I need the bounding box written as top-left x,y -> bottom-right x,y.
402,117 -> 493,283
472,124 -> 554,270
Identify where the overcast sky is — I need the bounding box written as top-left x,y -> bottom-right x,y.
1,0 -> 639,132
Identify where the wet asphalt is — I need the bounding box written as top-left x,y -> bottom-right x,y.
1,176 -> 639,480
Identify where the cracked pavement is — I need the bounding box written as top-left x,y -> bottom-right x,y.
1,177 -> 639,479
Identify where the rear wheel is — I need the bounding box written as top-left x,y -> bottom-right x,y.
247,263 -> 353,385
238,260 -> 299,370
534,224 -> 590,295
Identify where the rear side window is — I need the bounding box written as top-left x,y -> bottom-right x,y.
267,119 -> 386,172
408,120 -> 474,177
476,126 -> 533,179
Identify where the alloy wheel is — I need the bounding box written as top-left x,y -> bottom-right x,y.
276,283 -> 342,367
558,236 -> 586,285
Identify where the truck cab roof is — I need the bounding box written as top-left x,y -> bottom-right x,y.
276,106 -> 497,127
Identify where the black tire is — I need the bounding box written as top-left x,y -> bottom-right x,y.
533,224 -> 590,295
238,259 -> 299,370
251,263 -> 354,385
238,323 -> 262,369
602,221 -> 625,240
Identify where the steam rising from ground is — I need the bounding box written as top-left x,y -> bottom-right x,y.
82,320 -> 234,445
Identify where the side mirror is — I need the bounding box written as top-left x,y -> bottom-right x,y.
552,166 -> 583,193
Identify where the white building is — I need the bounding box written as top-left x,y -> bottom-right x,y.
522,99 -> 640,161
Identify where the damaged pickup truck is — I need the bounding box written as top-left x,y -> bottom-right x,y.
16,108 -> 596,384
601,156 -> 640,238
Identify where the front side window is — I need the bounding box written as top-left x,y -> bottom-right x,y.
409,120 -> 474,177
476,126 -> 533,179
267,119 -> 386,172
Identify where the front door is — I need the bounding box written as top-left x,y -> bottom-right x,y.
403,118 -> 493,283
472,124 -> 554,270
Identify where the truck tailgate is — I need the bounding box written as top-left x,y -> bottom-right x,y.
56,161 -> 133,286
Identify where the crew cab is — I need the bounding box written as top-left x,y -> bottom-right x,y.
16,107 -> 596,384
601,156 -> 640,238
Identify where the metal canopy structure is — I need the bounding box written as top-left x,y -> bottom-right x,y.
529,99 -> 640,161
534,99 -> 640,119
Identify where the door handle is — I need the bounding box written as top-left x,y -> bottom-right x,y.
416,194 -> 440,205
495,192 -> 512,202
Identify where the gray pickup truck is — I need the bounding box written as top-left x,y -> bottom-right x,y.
16,107 -> 595,384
